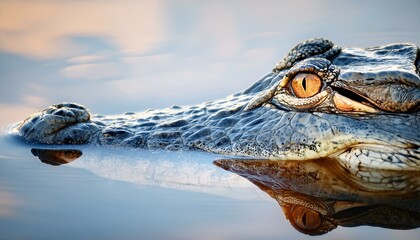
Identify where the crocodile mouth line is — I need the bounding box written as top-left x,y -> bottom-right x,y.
331,86 -> 380,111
331,86 -> 377,108
334,143 -> 420,170
258,142 -> 419,170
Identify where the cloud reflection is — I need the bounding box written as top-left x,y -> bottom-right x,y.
0,188 -> 21,217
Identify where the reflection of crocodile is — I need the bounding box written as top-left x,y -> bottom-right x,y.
12,38 -> 420,169
29,148 -> 260,200
215,158 -> 420,235
31,148 -> 82,166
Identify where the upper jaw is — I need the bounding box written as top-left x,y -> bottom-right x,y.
330,44 -> 420,113
331,71 -> 420,112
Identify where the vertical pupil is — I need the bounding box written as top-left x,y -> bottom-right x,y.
302,212 -> 307,225
302,77 -> 307,91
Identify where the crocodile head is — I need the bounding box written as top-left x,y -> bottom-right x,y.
13,38 -> 420,170
202,38 -> 420,170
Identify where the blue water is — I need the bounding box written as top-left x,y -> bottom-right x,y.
0,136 -> 419,240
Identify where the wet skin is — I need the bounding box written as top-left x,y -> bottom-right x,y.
12,38 -> 420,170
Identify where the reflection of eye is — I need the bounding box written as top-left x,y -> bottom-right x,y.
290,205 -> 322,231
291,73 -> 322,98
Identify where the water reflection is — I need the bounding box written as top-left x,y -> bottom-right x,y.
29,147 -> 259,200
29,148 -> 420,235
31,148 -> 82,166
214,158 -> 420,235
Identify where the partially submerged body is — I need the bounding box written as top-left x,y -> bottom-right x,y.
11,38 -> 420,170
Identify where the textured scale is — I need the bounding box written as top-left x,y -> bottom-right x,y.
11,38 -> 420,170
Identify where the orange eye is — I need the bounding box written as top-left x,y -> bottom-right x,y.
291,73 -> 322,98
290,205 -> 322,231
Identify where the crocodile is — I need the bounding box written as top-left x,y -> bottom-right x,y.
215,158 -> 420,235
11,38 -> 420,170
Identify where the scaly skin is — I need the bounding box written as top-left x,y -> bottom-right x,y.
11,38 -> 420,170
214,158 -> 420,235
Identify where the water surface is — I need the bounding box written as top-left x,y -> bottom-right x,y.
1,137 -> 419,239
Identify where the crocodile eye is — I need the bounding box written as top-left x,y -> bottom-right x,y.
290,205 -> 322,231
291,73 -> 322,98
